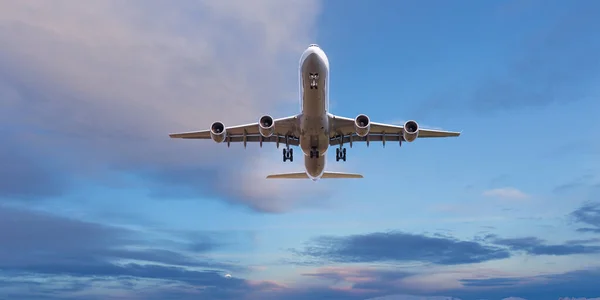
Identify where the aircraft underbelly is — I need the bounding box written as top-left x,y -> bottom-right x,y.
305,155 -> 326,178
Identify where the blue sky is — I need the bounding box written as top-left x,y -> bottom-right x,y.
1,0 -> 600,299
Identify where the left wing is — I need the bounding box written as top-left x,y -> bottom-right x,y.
169,115 -> 300,146
329,114 -> 460,146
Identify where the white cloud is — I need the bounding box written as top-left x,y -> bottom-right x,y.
0,0 -> 326,211
482,187 -> 529,200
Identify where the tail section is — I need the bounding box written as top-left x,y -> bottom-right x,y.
266,171 -> 363,179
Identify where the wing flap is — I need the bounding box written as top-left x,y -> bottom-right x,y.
170,133 -> 300,146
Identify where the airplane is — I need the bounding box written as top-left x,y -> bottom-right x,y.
169,44 -> 461,181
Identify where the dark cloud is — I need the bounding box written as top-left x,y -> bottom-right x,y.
292,231 -> 511,265
265,267 -> 600,300
0,205 -> 277,299
571,201 -> 600,233
450,268 -> 600,300
0,205 -> 237,270
486,235 -> 600,256
460,277 -> 522,287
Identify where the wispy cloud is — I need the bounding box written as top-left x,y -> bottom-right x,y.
571,201 -> 600,234
292,231 -> 510,265
482,187 -> 529,200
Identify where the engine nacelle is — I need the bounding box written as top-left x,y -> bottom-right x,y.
259,115 -> 275,137
403,120 -> 419,142
354,114 -> 370,137
210,121 -> 227,143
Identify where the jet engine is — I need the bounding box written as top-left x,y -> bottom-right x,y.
210,121 -> 227,143
259,115 -> 275,137
354,114 -> 370,137
402,120 -> 419,142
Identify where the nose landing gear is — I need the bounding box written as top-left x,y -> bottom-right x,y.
309,147 -> 320,159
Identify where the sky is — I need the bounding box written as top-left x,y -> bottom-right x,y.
1,0 -> 600,299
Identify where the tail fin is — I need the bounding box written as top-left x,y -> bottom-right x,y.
266,171 -> 363,179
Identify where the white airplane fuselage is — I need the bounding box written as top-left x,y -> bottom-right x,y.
298,44 -> 330,181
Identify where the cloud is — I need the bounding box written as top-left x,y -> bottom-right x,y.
0,134 -> 69,199
482,187 -> 529,200
292,231 -> 511,265
0,204 -> 238,269
0,204 -> 286,299
460,277 -> 523,287
0,0 -> 326,213
483,234 -> 600,256
552,174 -> 595,195
571,202 -> 600,233
449,268 -> 600,300
302,266 -> 413,286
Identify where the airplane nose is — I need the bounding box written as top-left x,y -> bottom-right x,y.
302,51 -> 324,69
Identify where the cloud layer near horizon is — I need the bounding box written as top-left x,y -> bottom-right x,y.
1,200 -> 600,299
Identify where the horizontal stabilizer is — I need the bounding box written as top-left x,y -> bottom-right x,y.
266,171 -> 363,179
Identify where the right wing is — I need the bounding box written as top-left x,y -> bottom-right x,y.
329,115 -> 460,146
169,115 -> 300,146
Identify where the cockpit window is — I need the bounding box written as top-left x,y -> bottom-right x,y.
309,44 -> 319,48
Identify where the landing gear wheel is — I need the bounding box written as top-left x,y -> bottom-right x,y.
283,148 -> 293,162
336,147 -> 347,162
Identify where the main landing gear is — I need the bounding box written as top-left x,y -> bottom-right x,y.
336,147 -> 347,162
283,148 -> 293,162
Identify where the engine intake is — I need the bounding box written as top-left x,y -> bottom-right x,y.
354,114 -> 370,137
210,121 -> 227,143
403,120 -> 419,142
259,115 -> 275,137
